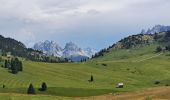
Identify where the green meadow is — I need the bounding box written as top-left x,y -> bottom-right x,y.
0,44 -> 170,99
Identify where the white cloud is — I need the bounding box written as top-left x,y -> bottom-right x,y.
0,0 -> 169,49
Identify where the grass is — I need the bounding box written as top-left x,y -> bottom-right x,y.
0,44 -> 170,99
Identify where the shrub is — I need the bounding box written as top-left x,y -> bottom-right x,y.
102,63 -> 107,66
156,46 -> 162,52
27,84 -> 36,94
165,84 -> 169,86
88,75 -> 94,82
154,81 -> 160,85
39,82 -> 47,91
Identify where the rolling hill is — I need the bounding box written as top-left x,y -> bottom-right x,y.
1,31 -> 170,99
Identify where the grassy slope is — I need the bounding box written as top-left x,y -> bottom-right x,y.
1,44 -> 170,99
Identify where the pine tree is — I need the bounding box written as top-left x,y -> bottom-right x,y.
18,61 -> 23,71
40,82 -> 47,91
27,84 -> 36,94
4,60 -> 8,68
90,75 -> 94,82
11,59 -> 18,74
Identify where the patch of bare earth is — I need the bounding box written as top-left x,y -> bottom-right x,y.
76,86 -> 170,100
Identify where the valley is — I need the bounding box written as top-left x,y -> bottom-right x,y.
0,43 -> 170,99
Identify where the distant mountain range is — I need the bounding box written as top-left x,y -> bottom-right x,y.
33,41 -> 97,61
140,25 -> 170,34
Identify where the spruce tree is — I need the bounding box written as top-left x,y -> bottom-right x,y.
4,60 -> 8,68
11,59 -> 18,74
27,84 -> 35,94
18,61 -> 23,71
90,75 -> 94,82
40,82 -> 47,91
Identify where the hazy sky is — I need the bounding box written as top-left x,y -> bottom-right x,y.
0,0 -> 170,50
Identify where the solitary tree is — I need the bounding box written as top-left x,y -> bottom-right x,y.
40,82 -> 47,91
27,84 -> 35,94
90,75 -> 94,82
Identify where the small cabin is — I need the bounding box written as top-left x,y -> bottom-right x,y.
116,83 -> 124,88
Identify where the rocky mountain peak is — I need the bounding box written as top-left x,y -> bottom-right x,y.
33,41 -> 97,61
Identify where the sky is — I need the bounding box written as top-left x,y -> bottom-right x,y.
0,0 -> 170,50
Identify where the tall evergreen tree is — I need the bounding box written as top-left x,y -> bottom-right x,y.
40,82 -> 47,91
90,75 -> 94,82
27,84 -> 36,94
11,58 -> 19,74
18,61 -> 23,71
4,60 -> 8,68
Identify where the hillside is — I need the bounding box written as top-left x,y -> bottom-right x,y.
0,35 -> 43,59
92,31 -> 170,61
1,30 -> 170,99
0,47 -> 170,97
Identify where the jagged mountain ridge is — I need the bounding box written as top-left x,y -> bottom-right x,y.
33,41 -> 97,61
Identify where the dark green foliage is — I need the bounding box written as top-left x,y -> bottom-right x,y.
11,58 -> 23,74
4,60 -> 10,69
80,58 -> 88,62
165,45 -> 170,51
165,84 -> 169,86
18,61 -> 23,71
90,75 -> 94,82
3,58 -> 23,74
163,31 -> 170,42
39,82 -> 47,91
3,84 -> 5,88
154,81 -> 160,85
102,63 -> 107,66
156,46 -> 162,52
4,60 -> 8,68
88,75 -> 94,82
92,49 -> 107,58
27,84 -> 36,94
0,35 -> 45,61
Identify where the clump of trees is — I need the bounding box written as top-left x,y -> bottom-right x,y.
92,48 -> 109,58
27,82 -> 48,94
3,58 -> 23,74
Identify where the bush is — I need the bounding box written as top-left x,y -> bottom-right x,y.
102,63 -> 107,66
39,82 -> 47,91
165,84 -> 169,86
156,46 -> 162,52
27,84 -> 36,94
154,81 -> 160,85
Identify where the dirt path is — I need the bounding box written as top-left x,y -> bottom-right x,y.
76,86 -> 170,100
0,86 -> 170,100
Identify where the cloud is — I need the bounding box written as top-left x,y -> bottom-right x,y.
0,0 -> 170,49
